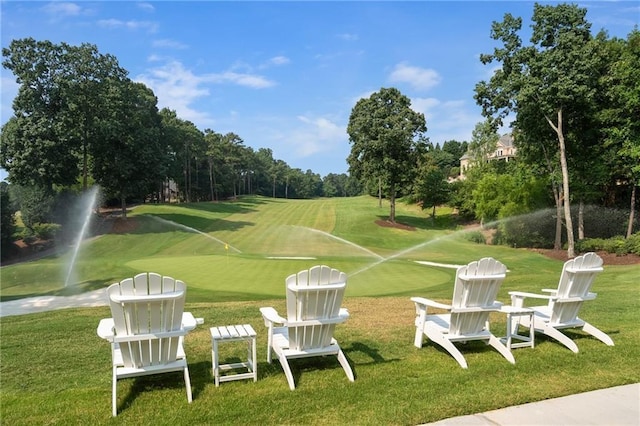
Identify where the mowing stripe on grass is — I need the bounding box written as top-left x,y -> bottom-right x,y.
266,256 -> 317,260
414,260 -> 464,269
294,226 -> 384,260
148,215 -> 242,253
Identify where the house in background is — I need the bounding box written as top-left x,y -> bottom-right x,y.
459,134 -> 516,179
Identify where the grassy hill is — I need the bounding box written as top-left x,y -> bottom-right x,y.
1,195 -> 638,424
0,195 -> 562,301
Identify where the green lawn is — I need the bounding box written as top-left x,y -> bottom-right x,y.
1,195 -> 638,424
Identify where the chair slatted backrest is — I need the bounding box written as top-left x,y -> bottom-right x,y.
550,252 -> 603,324
450,258 -> 507,336
285,265 -> 347,351
108,272 -> 186,368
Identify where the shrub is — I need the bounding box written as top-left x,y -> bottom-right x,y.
576,233 -> 640,256
10,185 -> 55,231
465,231 -> 486,244
624,233 -> 640,255
32,223 -> 61,240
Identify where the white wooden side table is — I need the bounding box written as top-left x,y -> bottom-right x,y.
499,306 -> 535,350
210,324 -> 257,386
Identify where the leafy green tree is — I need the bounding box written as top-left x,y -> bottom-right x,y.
159,109 -> 204,202
0,183 -> 16,257
219,132 -> 245,199
600,29 -> 640,238
475,4 -> 601,257
440,140 -> 468,178
473,172 -> 515,226
10,184 -> 55,232
91,80 -> 165,216
204,130 -> 223,201
254,148 -> 276,196
269,159 -> 288,198
413,153 -> 449,220
347,87 -> 427,222
468,121 -> 499,164
1,38 -> 128,190
323,173 -> 358,197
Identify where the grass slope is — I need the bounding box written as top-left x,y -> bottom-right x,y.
1,195 -> 638,424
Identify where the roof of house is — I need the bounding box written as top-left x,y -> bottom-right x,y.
497,134 -> 514,148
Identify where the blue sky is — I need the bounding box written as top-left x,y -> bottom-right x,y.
1,1 -> 638,179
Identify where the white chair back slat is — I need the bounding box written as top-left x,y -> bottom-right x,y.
550,253 -> 603,324
286,265 -> 347,351
107,273 -> 185,368
450,258 -> 506,336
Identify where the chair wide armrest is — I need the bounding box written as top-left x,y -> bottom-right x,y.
181,312 -> 199,331
509,291 -> 554,300
259,307 -> 286,326
97,318 -> 115,339
411,296 -> 452,311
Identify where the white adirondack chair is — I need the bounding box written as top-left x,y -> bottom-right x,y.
97,272 -> 199,416
259,265 -> 355,390
411,257 -> 515,368
509,252 -> 614,353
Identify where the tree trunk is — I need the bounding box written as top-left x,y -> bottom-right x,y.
208,160 -> 214,201
272,176 -> 276,198
389,186 -> 396,222
378,177 -> 382,208
120,195 -> 127,219
628,183 -> 637,239
82,131 -> 88,191
554,186 -> 563,250
547,108 -> 575,258
578,199 -> 585,240
551,185 -> 562,249
213,167 -> 218,201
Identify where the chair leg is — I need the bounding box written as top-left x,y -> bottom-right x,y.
337,349 -> 355,382
414,327 -> 425,348
582,321 -> 614,346
487,335 -> 516,364
112,368 -> 118,417
184,366 -> 193,403
278,355 -> 297,391
542,324 -> 579,353
432,334 -> 468,369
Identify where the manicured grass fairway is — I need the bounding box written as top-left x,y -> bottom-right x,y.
1,196 -> 638,425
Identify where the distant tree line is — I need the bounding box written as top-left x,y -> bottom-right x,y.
0,38 -> 362,250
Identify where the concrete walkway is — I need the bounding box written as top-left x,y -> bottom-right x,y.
0,289 -> 108,317
425,383 -> 640,425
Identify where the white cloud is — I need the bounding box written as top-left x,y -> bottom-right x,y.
268,56 -> 290,66
388,62 -> 441,91
42,2 -> 82,18
136,61 -> 214,125
216,71 -> 275,89
137,2 -> 155,12
337,33 -> 359,41
287,115 -> 346,157
135,60 -> 276,126
412,97 -> 481,144
97,19 -> 159,33
410,97 -> 440,120
147,54 -> 164,62
152,39 -> 189,49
